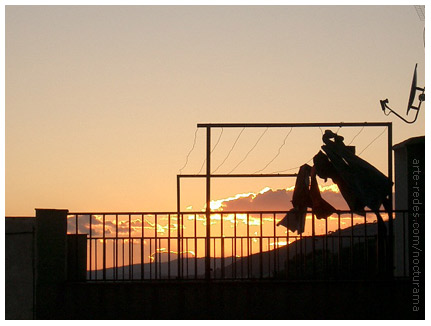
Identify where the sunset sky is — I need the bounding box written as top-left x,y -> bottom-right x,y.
5,4 -> 426,216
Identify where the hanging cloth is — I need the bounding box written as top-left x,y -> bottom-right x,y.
277,164 -> 311,234
309,166 -> 337,219
277,164 -> 337,233
314,130 -> 392,214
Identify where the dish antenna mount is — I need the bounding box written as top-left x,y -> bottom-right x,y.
380,64 -> 425,124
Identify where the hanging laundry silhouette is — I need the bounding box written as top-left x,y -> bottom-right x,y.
277,164 -> 336,234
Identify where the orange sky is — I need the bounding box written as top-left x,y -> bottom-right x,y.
5,5 -> 426,216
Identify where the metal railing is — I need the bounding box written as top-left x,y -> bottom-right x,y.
67,209 -> 409,281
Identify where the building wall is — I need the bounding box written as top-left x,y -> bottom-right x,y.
5,217 -> 35,320
393,136 -> 425,278
61,280 -> 418,319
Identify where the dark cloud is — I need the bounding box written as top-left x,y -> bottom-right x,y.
222,186 -> 349,212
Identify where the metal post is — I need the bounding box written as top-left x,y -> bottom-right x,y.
387,123 -> 394,277
177,175 -> 181,279
205,127 -> 211,280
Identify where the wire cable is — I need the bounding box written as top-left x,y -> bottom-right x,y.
179,128 -> 199,174
358,127 -> 388,155
271,156 -> 313,174
254,128 -> 293,173
347,126 -> 365,146
196,128 -> 224,174
228,128 -> 268,174
212,127 -> 245,173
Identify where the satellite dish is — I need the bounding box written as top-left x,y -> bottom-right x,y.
380,63 -> 425,124
407,64 -> 418,114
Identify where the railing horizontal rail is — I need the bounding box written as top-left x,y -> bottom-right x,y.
66,209 -> 410,282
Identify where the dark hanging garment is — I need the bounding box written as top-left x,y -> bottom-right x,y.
277,207 -> 306,234
291,164 -> 312,209
277,164 -> 312,234
314,130 -> 392,214
313,150 -> 363,214
309,166 -> 337,219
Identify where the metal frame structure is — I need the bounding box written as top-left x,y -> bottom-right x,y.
177,122 -> 393,279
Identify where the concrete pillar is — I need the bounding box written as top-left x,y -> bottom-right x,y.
35,208 -> 68,319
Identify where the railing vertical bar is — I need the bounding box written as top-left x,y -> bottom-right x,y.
177,212 -> 181,280
149,237 -> 152,280
195,214 -> 198,280
129,214 -> 132,280
286,218 -> 290,280
168,214 -> 171,279
294,235 -> 298,277
186,238 -> 189,279
141,238 -> 144,281
131,238 -> 134,280
303,230 -> 307,276
331,236 -> 335,276
116,214 -> 119,281
234,213 -> 237,279
312,212 -> 316,278
89,215 -> 93,280
221,213 -> 225,279
240,237 -> 244,279
72,215 -> 79,280
247,213 -> 250,279
113,238 -> 115,280
213,238 -> 216,279
268,237 -> 271,278
141,214 -> 144,280
260,213 -> 263,279
95,239 -> 98,281
154,214 -> 159,280
122,239 -> 125,280
250,234 -> 254,278
364,212 -> 368,273
324,216 -> 328,278
159,238 -> 162,279
103,214 -> 106,281
176,176 -> 181,280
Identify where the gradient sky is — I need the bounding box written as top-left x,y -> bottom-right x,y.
5,5 -> 425,216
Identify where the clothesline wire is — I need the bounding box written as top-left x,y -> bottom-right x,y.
213,127 -> 245,173
228,128 -> 269,174
270,125 -> 369,174
347,126 -> 365,146
196,128 -> 224,175
179,128 -> 199,175
181,125 -> 385,175
271,128 -> 322,174
358,127 -> 388,155
271,156 -> 314,174
254,128 -> 293,174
